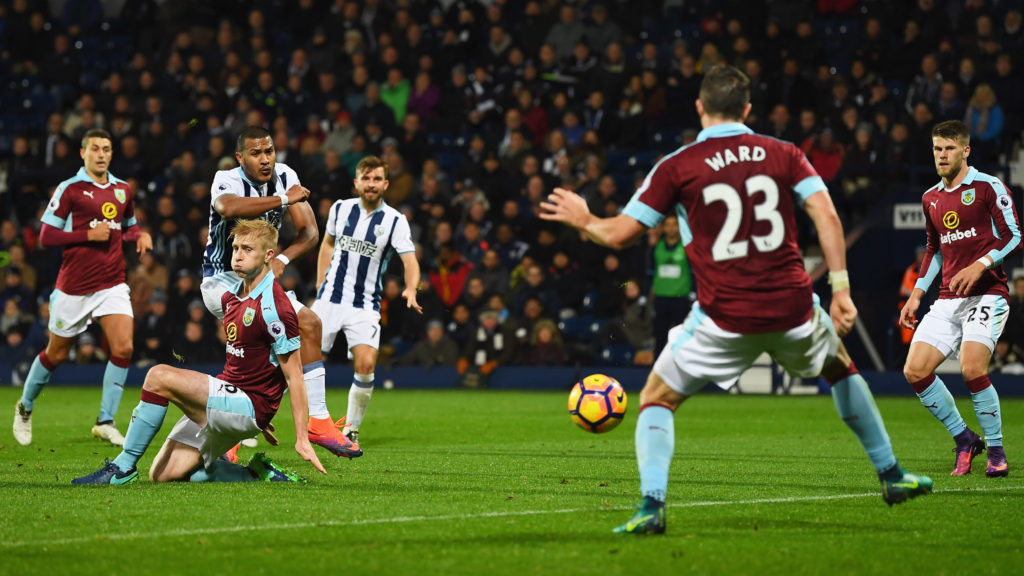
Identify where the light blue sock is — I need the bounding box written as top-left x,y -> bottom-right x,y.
112,400 -> 167,472
917,376 -> 967,437
831,373 -> 898,473
971,387 -> 1003,447
189,460 -> 256,482
636,405 -> 674,502
20,355 -> 53,412
98,360 -> 129,422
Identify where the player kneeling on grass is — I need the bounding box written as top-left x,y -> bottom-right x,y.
541,65 -> 932,535
72,220 -> 326,484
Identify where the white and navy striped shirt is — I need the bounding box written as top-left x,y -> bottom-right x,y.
317,197 -> 415,311
203,163 -> 300,276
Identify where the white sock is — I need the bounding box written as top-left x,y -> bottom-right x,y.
304,361 -> 329,419
346,372 -> 374,429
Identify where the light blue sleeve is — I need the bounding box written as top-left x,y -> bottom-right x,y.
914,251 -> 943,293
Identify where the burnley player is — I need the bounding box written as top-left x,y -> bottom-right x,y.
900,120 -> 1021,478
13,129 -> 152,447
312,156 -> 422,447
202,126 -> 360,459
541,66 -> 932,535
73,220 -> 327,484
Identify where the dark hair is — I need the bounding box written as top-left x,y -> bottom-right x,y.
235,125 -> 272,153
931,119 -> 970,146
355,155 -> 389,178
698,65 -> 750,120
80,129 -> 113,149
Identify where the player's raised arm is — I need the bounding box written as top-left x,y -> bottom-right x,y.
278,348 -> 326,475
540,187 -> 646,250
271,199 -> 319,279
214,184 -> 311,219
803,189 -> 857,337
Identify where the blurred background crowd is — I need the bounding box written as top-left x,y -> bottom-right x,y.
1,0 -> 1023,376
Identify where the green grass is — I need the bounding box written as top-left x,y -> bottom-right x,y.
1,386 -> 1022,576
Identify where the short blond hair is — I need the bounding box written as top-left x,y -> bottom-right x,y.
231,219 -> 278,252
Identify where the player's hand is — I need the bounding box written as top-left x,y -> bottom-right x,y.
87,223 -> 112,242
948,261 -> 987,296
285,185 -> 311,205
898,296 -> 920,331
261,422 -> 280,446
296,438 -> 327,475
539,187 -> 591,230
270,257 -> 285,279
136,231 -> 153,255
829,290 -> 857,338
402,287 -> 423,314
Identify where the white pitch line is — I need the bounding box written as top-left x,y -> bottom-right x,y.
2,484 -> 1022,549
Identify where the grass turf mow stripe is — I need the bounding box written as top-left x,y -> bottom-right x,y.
3,484 -> 1021,549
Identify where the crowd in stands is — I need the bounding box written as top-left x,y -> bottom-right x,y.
1,0 -> 1023,375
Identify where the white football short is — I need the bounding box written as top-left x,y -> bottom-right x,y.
654,296 -> 840,397
310,299 -> 381,351
912,294 -> 1009,357
200,271 -> 305,320
166,375 -> 262,468
48,283 -> 133,338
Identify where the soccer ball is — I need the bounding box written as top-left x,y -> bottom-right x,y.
568,374 -> 628,433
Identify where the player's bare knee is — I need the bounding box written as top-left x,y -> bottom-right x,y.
142,365 -> 171,395
638,377 -> 684,411
47,346 -> 70,365
110,342 -> 133,360
298,307 -> 321,339
903,363 -> 929,384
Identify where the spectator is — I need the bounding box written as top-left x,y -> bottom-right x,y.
800,128 -> 845,185
428,242 -> 473,308
520,319 -> 565,366
964,84 -> 1004,163
396,319 -> 459,370
457,309 -> 518,377
137,289 -> 174,366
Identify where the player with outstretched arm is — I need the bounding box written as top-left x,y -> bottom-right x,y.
14,129 -> 153,447
72,219 -> 326,484
900,120 -> 1020,478
541,66 -> 932,535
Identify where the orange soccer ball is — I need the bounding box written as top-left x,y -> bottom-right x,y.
568,374 -> 628,433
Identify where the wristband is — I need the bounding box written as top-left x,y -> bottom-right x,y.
976,256 -> 991,269
828,270 -> 851,292
280,195 -> 289,209
275,254 -> 290,266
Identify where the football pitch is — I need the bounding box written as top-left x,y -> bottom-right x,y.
1,385 -> 1022,575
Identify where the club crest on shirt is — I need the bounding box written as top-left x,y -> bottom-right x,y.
997,194 -> 1013,210
373,224 -> 385,238
114,188 -> 127,203
961,189 -> 975,206
243,307 -> 256,326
